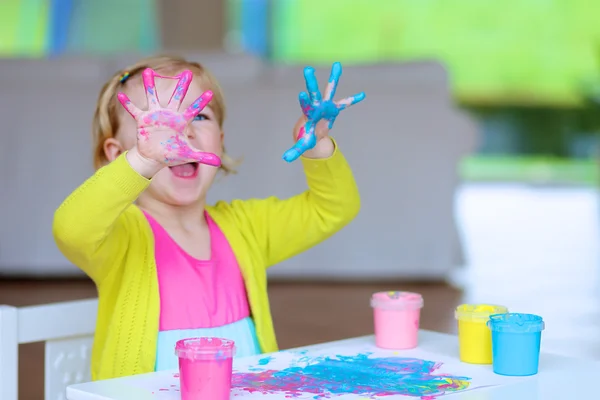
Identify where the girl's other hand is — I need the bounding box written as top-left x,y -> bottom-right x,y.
283,62 -> 365,163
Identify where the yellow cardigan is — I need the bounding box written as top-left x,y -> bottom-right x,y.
52,142 -> 359,381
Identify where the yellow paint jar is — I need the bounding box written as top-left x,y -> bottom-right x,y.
455,304 -> 508,364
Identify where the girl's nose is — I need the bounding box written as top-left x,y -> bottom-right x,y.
184,126 -> 196,140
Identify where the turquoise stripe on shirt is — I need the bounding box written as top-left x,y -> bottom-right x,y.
155,316 -> 261,371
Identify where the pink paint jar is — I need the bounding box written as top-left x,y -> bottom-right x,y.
371,291 -> 424,349
175,337 -> 236,400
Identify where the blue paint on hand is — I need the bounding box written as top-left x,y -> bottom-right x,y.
282,121 -> 318,162
282,62 -> 366,163
303,67 -> 322,104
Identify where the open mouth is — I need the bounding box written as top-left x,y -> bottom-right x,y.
169,162 -> 199,179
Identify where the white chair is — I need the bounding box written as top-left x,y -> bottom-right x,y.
0,298 -> 97,400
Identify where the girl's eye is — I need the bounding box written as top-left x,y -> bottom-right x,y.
193,114 -> 208,122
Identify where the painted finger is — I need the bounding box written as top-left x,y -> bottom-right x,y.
327,116 -> 338,130
142,68 -> 160,109
191,151 -> 222,167
167,70 -> 193,110
183,90 -> 214,121
178,137 -> 221,166
117,92 -> 142,119
299,91 -> 312,116
303,67 -> 322,104
336,92 -> 366,111
282,123 -> 317,162
166,136 -> 222,167
323,62 -> 342,101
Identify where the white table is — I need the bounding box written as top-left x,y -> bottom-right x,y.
67,330 -> 599,400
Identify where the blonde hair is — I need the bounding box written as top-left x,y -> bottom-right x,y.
92,55 -> 237,173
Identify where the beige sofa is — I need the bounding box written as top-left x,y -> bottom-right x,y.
0,54 -> 477,280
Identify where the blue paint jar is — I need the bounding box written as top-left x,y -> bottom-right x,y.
487,313 -> 545,376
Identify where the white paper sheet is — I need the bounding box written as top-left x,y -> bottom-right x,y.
126,342 -> 525,399
127,372 -> 180,399
229,343 -> 522,399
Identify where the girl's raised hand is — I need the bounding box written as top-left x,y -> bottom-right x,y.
282,62 -> 366,163
117,68 -> 221,168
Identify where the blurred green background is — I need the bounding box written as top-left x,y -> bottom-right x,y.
270,0 -> 600,106
3,0 -> 600,185
241,0 -> 600,185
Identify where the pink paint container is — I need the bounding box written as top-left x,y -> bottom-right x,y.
175,337 -> 236,400
371,291 -> 424,349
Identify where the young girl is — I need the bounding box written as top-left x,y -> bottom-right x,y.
53,55 -> 362,380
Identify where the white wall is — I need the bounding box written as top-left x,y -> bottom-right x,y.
0,54 -> 478,279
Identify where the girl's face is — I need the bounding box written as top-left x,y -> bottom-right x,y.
105,72 -> 224,207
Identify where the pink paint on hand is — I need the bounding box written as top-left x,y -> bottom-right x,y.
183,91 -> 213,121
140,111 -> 186,131
298,92 -> 314,117
117,67 -> 220,168
138,128 -> 149,140
164,135 -> 222,167
142,68 -> 160,108
296,125 -> 307,141
176,338 -> 235,400
117,92 -> 140,119
194,153 -> 221,167
167,70 -> 193,110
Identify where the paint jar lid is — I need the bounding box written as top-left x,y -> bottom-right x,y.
455,304 -> 508,322
175,337 -> 236,360
370,291 -> 424,310
487,313 -> 545,333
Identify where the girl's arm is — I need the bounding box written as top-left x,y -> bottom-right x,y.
55,68 -> 219,284
235,62 -> 363,266
229,60 -> 365,267
232,138 -> 360,267
52,153 -> 150,284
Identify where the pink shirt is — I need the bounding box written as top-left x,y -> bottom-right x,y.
143,211 -> 251,331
